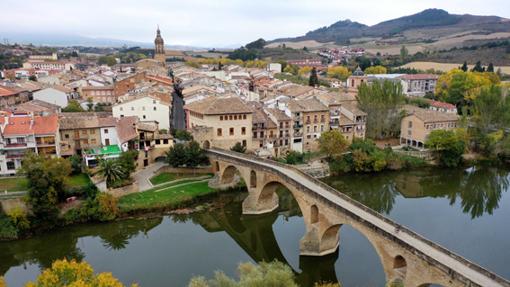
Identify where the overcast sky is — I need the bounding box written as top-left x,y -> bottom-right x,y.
1,0 -> 509,47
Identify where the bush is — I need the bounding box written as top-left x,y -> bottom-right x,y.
0,213 -> 19,240
283,151 -> 305,165
230,142 -> 247,153
6,207 -> 30,232
96,193 -> 119,221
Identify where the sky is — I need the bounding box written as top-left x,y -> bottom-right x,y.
1,0 -> 509,47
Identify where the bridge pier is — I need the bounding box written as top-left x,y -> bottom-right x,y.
242,190 -> 279,215
300,224 -> 340,257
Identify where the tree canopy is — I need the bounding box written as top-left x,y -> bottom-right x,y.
318,130 -> 349,159
326,66 -> 350,80
357,80 -> 405,139
364,65 -> 387,74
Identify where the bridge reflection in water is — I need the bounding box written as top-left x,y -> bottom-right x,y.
193,191 -> 342,287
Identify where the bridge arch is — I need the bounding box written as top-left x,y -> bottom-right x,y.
203,140 -> 211,149
310,205 -> 319,224
220,165 -> 241,185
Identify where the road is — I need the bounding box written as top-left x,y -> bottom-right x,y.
209,149 -> 509,287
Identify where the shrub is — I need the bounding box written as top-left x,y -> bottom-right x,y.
6,207 -> 30,232
0,213 -> 19,240
230,142 -> 247,153
283,151 -> 305,165
96,193 -> 119,221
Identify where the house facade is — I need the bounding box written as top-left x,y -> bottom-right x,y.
112,96 -> 171,131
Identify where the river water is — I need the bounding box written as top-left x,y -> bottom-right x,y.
1,165 -> 510,287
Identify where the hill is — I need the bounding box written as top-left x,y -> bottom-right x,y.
270,9 -> 510,48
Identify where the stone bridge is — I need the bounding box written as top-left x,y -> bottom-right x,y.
206,148 -> 510,287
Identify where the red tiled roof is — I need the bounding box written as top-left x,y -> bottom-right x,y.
146,75 -> 173,86
0,86 -> 18,97
429,100 -> 456,110
2,115 -> 58,136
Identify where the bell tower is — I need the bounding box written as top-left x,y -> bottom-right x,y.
154,25 -> 166,62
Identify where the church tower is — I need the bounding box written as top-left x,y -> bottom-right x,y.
154,26 -> 166,62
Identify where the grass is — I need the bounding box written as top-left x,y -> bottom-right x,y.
118,180 -> 216,213
0,177 -> 29,192
149,172 -> 211,185
67,173 -> 92,188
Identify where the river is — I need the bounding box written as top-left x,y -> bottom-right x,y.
1,165 -> 510,287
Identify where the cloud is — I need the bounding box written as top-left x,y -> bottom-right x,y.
0,0 -> 508,47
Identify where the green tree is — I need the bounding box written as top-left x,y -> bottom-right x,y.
166,143 -> 187,167
173,129 -> 193,141
357,80 -> 405,139
188,261 -> 298,287
426,130 -> 465,167
487,63 -> 495,73
309,67 -> 319,87
471,61 -> 485,72
231,142 -> 247,153
62,100 -> 84,112
245,38 -> 266,50
460,61 -> 468,72
186,141 -> 208,167
319,130 -> 349,159
283,151 -> 305,165
400,45 -> 409,62
68,155 -> 83,175
98,159 -> 125,189
21,152 -> 72,223
117,150 -> 138,178
97,55 -> 117,66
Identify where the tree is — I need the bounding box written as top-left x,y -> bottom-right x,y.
283,64 -> 299,75
400,45 -> 409,62
460,61 -> 468,72
188,261 -> 298,287
298,66 -> 312,76
62,100 -> 84,112
357,80 -> 405,139
319,130 -> 348,159
487,63 -> 495,73
326,66 -> 350,80
97,159 -> 125,189
21,152 -> 72,223
471,61 -> 485,72
68,155 -> 83,175
426,130 -> 465,167
309,67 -> 319,87
173,129 -> 193,141
166,143 -> 187,167
435,69 -> 500,112
25,259 -> 137,287
364,65 -> 387,74
97,55 -> 117,66
231,142 -> 247,153
117,150 -> 138,177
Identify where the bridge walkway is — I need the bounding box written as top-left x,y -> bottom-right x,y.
208,148 -> 510,287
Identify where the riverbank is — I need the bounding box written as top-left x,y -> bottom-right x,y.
0,171 -> 245,242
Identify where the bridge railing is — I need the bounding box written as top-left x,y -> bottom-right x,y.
207,148 -> 510,286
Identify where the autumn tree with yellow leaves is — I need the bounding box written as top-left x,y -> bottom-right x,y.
23,259 -> 138,287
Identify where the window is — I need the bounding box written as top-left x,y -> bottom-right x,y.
131,107 -> 135,111
7,161 -> 15,170
220,116 -> 223,121
230,128 -> 234,136
217,128 -> 222,136
243,114 -> 246,119
120,107 -> 123,111
120,115 -> 124,118
314,126 -> 317,132
280,122 -> 283,128
153,107 -> 157,111
82,139 -> 89,144
321,115 -> 325,123
321,125 -> 324,132
81,130 -> 87,135
234,115 -> 238,120
241,127 -> 246,135
91,139 -> 97,144
155,139 -> 161,145
65,134 -> 69,139
242,140 -> 247,147
407,130 -> 412,136
142,107 -> 145,111
104,129 -> 109,134
229,115 -> 233,120
90,129 -> 95,134
260,131 -> 264,138
408,121 -> 413,128
163,139 -> 169,144
153,100 -> 156,104
143,115 -> 146,119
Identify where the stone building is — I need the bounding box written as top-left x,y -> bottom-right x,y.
154,26 -> 166,63
185,97 -> 253,151
287,98 -> 329,153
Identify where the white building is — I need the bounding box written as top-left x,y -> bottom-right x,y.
32,87 -> 70,108
112,96 -> 171,130
267,63 -> 282,73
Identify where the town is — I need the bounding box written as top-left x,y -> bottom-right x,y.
1,3 -> 510,287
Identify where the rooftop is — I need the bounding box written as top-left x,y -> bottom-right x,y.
185,96 -> 253,115
403,105 -> 459,123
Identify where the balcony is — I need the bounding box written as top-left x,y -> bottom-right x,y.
293,123 -> 303,129
5,143 -> 27,148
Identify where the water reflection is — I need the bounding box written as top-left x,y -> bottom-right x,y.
324,165 -> 510,218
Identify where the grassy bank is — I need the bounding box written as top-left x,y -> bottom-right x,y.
118,180 -> 218,213
0,177 -> 29,192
